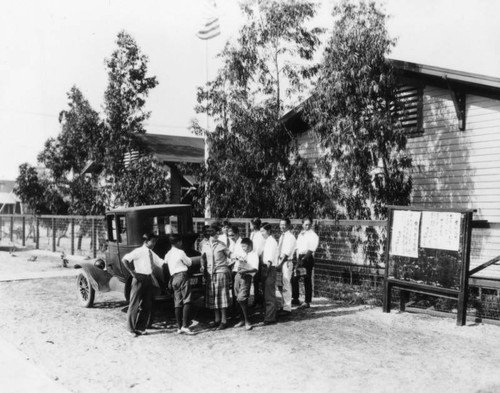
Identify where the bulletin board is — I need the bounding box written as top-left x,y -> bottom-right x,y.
382,206 -> 475,326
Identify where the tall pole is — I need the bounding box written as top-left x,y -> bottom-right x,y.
204,39 -> 211,222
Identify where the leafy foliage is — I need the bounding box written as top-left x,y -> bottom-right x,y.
194,0 -> 332,218
102,31 -> 158,176
306,0 -> 412,219
15,31 -> 167,214
112,155 -> 170,207
14,163 -> 69,214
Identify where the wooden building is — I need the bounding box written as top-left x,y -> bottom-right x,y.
282,60 -> 500,281
0,180 -> 22,214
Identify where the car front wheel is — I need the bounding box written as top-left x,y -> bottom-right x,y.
76,271 -> 95,308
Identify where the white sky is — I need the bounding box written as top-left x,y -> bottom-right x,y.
1,0 -> 499,180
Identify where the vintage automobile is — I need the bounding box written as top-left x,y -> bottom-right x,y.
75,204 -> 203,307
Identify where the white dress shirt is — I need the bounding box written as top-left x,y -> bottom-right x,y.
296,230 -> 319,256
230,237 -> 245,272
164,246 -> 192,275
239,251 -> 259,277
250,230 -> 266,257
123,244 -> 164,275
278,230 -> 297,260
262,236 -> 279,267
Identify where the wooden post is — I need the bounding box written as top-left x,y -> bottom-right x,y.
70,219 -> 75,255
383,280 -> 392,313
92,218 -> 96,259
10,216 -> 13,242
457,211 -> 473,326
382,208 -> 394,313
22,216 -> 25,246
399,290 -> 410,312
52,217 -> 56,252
35,217 -> 40,250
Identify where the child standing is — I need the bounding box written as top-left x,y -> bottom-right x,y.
233,238 -> 259,330
164,234 -> 194,335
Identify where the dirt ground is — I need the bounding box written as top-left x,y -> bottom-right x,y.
1,249 -> 500,393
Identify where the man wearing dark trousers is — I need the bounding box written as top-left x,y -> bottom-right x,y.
122,232 -> 165,336
249,218 -> 265,307
292,218 -> 319,309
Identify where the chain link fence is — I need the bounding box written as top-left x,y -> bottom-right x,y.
2,214 -> 499,322
0,214 -> 106,259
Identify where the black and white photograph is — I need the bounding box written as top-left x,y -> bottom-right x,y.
1,1 -> 500,392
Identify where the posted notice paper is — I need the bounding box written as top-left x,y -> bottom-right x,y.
390,210 -> 421,258
420,211 -> 461,251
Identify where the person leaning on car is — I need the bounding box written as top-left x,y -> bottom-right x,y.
122,232 -> 165,336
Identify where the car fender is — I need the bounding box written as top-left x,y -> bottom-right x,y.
74,263 -> 113,293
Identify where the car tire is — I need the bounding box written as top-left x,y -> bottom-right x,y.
76,271 -> 95,308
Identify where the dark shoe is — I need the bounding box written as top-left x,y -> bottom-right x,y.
216,322 -> 228,330
291,299 -> 301,306
278,310 -> 292,317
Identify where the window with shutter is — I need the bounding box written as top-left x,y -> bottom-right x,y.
394,84 -> 423,136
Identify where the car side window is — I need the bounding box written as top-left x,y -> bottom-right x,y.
117,215 -> 127,244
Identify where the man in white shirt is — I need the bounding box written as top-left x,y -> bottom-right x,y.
122,232 -> 165,336
249,218 -> 265,307
228,225 -> 244,316
260,222 -> 279,324
292,217 -> 319,309
164,234 -> 194,335
277,218 -> 297,316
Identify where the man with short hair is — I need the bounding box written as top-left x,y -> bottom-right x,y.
277,218 -> 296,316
122,232 -> 165,336
291,218 -> 319,309
249,218 -> 265,307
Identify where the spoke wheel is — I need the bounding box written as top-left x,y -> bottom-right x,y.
77,271 -> 95,308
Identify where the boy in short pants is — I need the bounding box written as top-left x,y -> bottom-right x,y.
164,234 -> 194,335
233,238 -> 259,330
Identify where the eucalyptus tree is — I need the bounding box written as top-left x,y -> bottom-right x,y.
307,0 -> 412,220
194,0 -> 329,218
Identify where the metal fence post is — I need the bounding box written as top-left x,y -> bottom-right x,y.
71,218 -> 75,255
35,217 -> 39,250
92,218 -> 96,259
52,217 -> 56,252
10,216 -> 13,242
22,216 -> 26,246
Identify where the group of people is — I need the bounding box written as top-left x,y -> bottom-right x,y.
122,217 -> 319,336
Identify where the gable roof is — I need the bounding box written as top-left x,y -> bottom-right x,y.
281,59 -> 500,133
391,59 -> 500,98
137,133 -> 204,164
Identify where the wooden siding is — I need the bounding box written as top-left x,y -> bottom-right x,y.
409,86 -> 500,278
296,129 -> 323,176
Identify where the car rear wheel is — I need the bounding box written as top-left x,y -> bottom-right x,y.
77,271 -> 95,308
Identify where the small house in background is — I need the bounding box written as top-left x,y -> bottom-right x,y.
135,133 -> 204,204
0,180 -> 22,214
82,133 -> 204,205
282,60 -> 500,281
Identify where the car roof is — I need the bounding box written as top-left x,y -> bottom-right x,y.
106,204 -> 191,214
